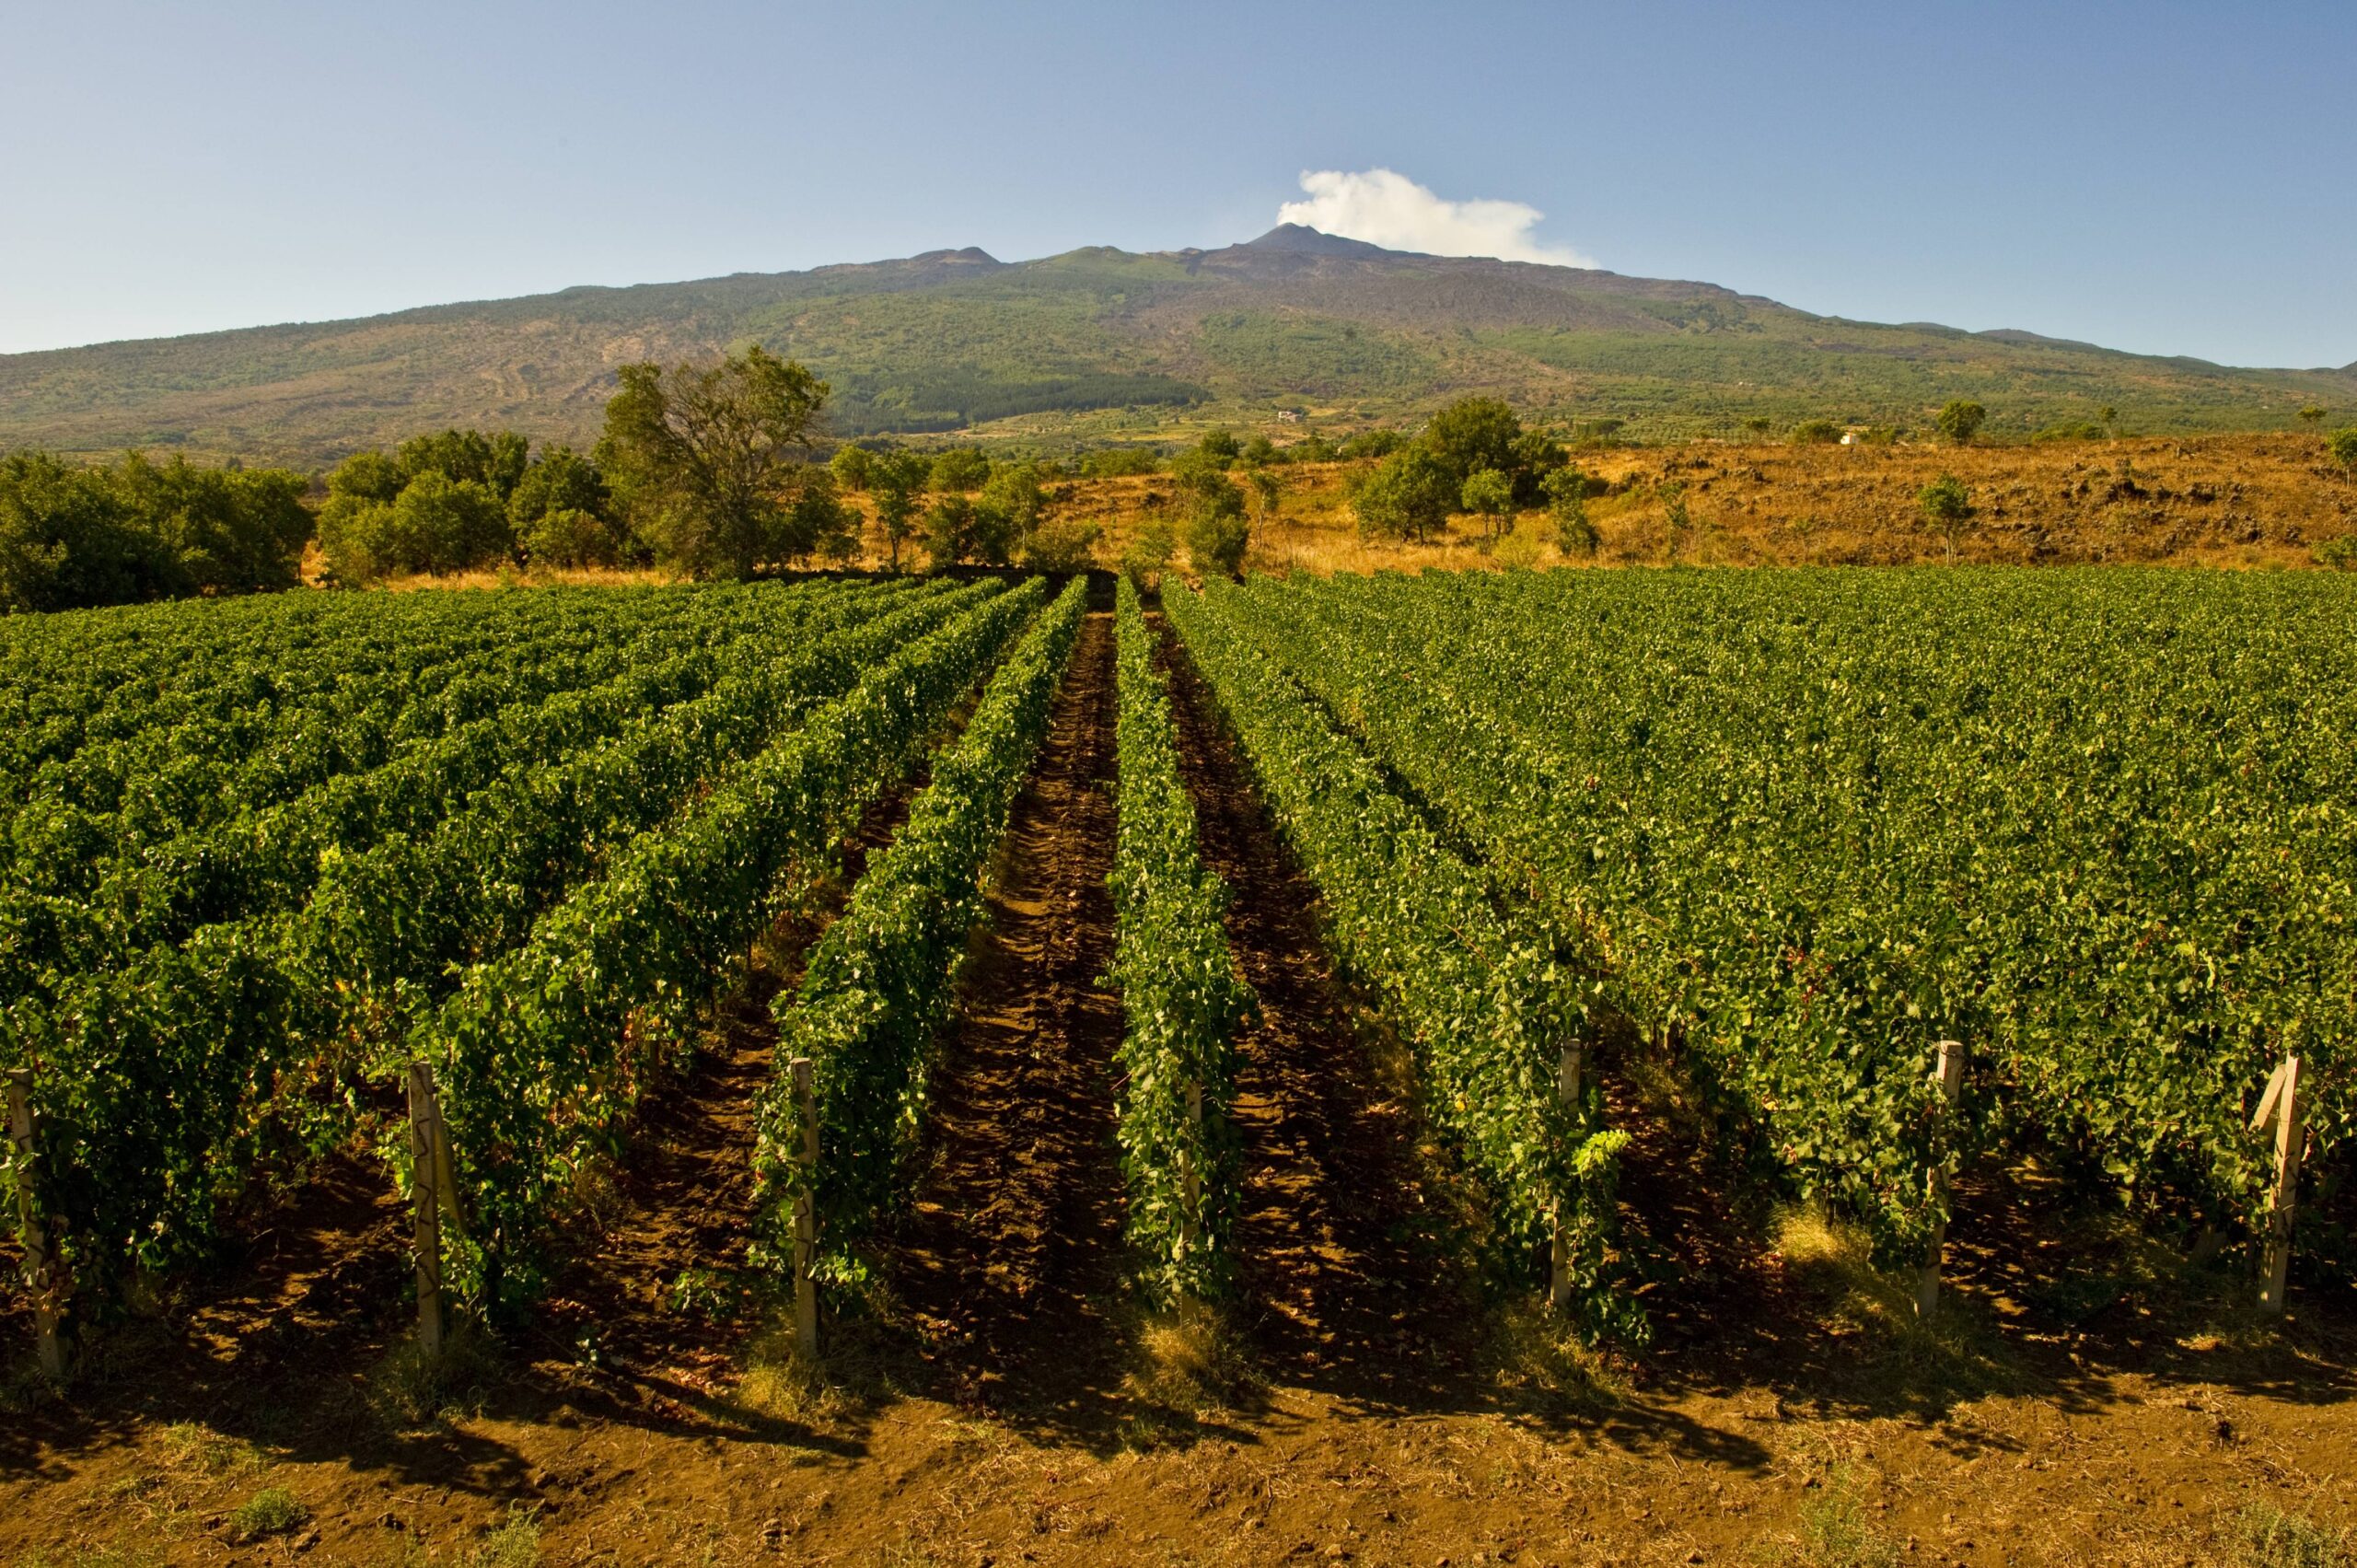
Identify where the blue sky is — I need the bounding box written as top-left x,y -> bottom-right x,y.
3,0 -> 2350,367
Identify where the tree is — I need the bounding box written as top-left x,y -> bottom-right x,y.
1185,477 -> 1250,578
1935,400 -> 1987,445
1918,472 -> 1974,561
923,495 -> 976,570
1460,467 -> 1515,543
928,447 -> 991,493
1352,447 -> 1457,541
1790,420 -> 1843,445
508,445 -> 623,566
968,497 -> 1019,566
1239,434 -> 1280,468
1744,416 -> 1773,436
2298,404 -> 2328,427
977,463 -> 1045,540
598,346 -> 830,579
2099,405 -> 2119,433
398,428 -> 529,500
829,445 -> 876,492
2331,428 -> 2357,476
868,451 -> 929,571
1194,428 -> 1241,466
1544,466 -> 1599,556
0,450 -> 308,611
1422,396 -> 1523,485
1122,517 -> 1176,589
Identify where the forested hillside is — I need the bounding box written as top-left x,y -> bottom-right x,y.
6,226 -> 2351,466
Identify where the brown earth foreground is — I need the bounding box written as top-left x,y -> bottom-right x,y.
3,605 -> 2353,1568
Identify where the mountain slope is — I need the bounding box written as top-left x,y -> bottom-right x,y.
3,228 -> 2350,466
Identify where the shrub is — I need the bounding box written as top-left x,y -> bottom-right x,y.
1082,447 -> 1163,478
1791,419 -> 1843,445
1337,427 -> 1407,459
1022,517 -> 1101,573
521,507 -> 614,569
230,1487 -> 308,1541
2315,534 -> 2357,571
2032,421 -> 2108,443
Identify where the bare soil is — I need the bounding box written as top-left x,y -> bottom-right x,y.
2,596 -> 2353,1568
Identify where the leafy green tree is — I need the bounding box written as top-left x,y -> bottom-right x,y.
928,447 -> 992,493
922,494 -> 976,570
1543,466 -> 1599,556
868,450 -> 929,570
1744,416 -> 1773,436
1287,434 -> 1337,463
1338,428 -> 1407,459
1121,516 -> 1177,588
1238,434 -> 1281,468
1790,419 -> 1843,445
978,463 -> 1045,540
1248,468 -> 1281,526
398,428 -> 529,499
521,507 -> 614,569
1167,445 -> 1232,494
1421,396 -> 1523,484
0,452 -> 176,611
1918,472 -> 1974,561
1194,428 -> 1241,466
829,445 -> 876,492
968,497 -> 1020,567
598,345 -> 830,579
2331,428 -> 2357,476
2099,404 -> 2119,433
778,468 -> 855,563
1351,447 -> 1457,542
1184,477 -> 1249,578
1506,427 -> 1568,504
506,445 -> 621,566
2298,404 -> 2327,426
1459,467 -> 1516,542
112,452 -> 312,595
1935,400 -> 1987,445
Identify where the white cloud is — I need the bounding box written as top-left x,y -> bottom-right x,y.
1276,168 -> 1596,268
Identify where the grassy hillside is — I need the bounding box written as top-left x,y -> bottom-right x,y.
4,227 -> 2351,467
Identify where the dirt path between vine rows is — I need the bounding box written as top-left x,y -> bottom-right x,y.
883,605 -> 1132,1436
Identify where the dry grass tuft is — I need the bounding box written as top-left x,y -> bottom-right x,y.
364,1317 -> 503,1431
1116,1298 -> 1262,1446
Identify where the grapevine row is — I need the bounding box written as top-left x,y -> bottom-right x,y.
1164,581 -> 1639,1340
419,578 -> 1051,1305
751,577 -> 1089,1288
1106,577 -> 1254,1301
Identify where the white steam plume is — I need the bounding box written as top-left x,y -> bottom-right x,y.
1276,168 -> 1596,268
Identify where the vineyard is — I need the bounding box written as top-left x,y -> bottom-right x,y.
0,567 -> 2351,1563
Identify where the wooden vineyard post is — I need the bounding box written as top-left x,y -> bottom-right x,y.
6,1070 -> 70,1382
1914,1040 -> 1966,1318
1550,1042 -> 1586,1311
1178,1078 -> 1204,1264
406,1062 -> 446,1362
790,1057 -> 819,1361
2250,1055 -> 2305,1315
